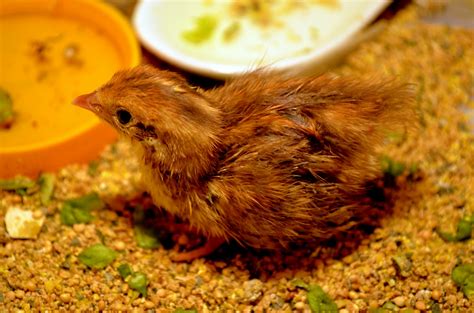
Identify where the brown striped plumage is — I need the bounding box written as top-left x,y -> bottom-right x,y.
74,65 -> 414,260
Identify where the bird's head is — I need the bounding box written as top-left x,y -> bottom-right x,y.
73,65 -> 221,176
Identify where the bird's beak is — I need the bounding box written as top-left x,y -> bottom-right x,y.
72,92 -> 99,112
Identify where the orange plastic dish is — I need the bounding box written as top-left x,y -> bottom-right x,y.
0,0 -> 141,178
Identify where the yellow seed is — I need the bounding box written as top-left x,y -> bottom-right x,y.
44,280 -> 56,293
431,290 -> 442,301
33,209 -> 43,219
73,223 -> 85,232
15,289 -> 25,299
415,301 -> 426,310
114,240 -> 126,250
98,300 -> 106,310
144,300 -> 155,309
25,281 -> 36,292
5,291 -> 15,301
60,293 -> 71,303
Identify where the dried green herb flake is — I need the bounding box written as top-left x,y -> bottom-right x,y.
38,173 -> 55,205
437,215 -> 473,242
78,244 -> 117,269
134,225 -> 161,249
452,263 -> 474,298
128,272 -> 148,297
382,301 -> 398,310
306,285 -> 338,313
381,155 -> 406,177
60,203 -> 94,226
88,160 -> 100,176
98,229 -> 108,244
392,254 -> 412,277
182,15 -> 218,44
291,278 -> 310,290
60,254 -> 72,270
66,192 -> 104,211
60,192 -> 104,226
0,87 -> 14,128
0,176 -> 35,191
118,263 -> 133,279
431,303 -> 442,313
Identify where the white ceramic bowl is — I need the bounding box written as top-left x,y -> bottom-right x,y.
133,0 -> 390,79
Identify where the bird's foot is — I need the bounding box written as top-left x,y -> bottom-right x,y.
172,236 -> 225,262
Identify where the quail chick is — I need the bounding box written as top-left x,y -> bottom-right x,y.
73,65 -> 413,261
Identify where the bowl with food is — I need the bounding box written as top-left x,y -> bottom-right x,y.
0,0 -> 141,178
133,0 -> 389,79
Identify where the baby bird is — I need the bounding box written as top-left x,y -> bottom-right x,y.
74,65 -> 413,261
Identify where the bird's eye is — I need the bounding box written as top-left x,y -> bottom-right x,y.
116,109 -> 132,125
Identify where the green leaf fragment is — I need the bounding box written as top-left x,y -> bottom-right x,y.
66,192 -> 105,211
382,301 -> 398,310
381,155 -> 405,177
88,160 -> 100,176
431,303 -> 442,313
78,244 -> 117,269
118,263 -> 133,279
60,203 -> 94,226
453,218 -> 472,240
306,285 -> 338,313
182,15 -> 218,44
0,176 -> 35,191
0,87 -> 14,128
38,173 -> 55,205
16,189 -> 28,196
463,215 -> 474,224
132,207 -> 162,249
96,229 -> 106,244
60,192 -> 104,226
128,272 -> 148,297
463,275 -> 474,298
292,280 -> 337,311
134,225 -> 161,249
452,263 -> 474,298
392,254 -> 412,277
291,278 -> 310,290
173,309 -> 198,313
437,215 -> 473,242
60,254 -> 72,270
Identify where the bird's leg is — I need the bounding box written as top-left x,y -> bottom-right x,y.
172,236 -> 226,262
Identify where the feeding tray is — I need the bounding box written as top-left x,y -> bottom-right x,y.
0,0 -> 140,178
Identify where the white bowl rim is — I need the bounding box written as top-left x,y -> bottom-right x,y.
133,0 -> 390,79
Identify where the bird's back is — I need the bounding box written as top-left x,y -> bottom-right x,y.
196,72 -> 413,247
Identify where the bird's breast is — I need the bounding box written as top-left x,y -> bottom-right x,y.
140,166 -> 181,214
134,143 -> 182,214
